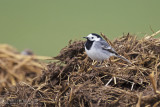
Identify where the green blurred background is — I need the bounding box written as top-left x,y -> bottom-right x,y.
0,0 -> 160,56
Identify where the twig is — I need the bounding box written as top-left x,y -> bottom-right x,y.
149,25 -> 155,33
150,29 -> 160,37
149,71 -> 160,94
136,93 -> 142,107
145,29 -> 160,39
105,78 -> 113,86
116,77 -> 135,91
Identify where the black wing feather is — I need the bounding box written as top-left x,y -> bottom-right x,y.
99,40 -> 118,55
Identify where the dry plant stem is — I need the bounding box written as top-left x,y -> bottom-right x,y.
153,100 -> 160,107
141,95 -> 160,105
116,77 -> 135,91
0,61 -> 19,80
10,56 -> 32,77
33,55 -> 52,60
155,56 -> 160,86
150,29 -> 160,37
149,25 -> 155,33
149,71 -> 157,93
145,29 -> 160,39
105,78 -> 113,86
20,82 -> 45,99
113,76 -> 117,84
110,94 -> 125,105
136,93 -> 142,107
68,88 -> 73,106
149,71 -> 160,94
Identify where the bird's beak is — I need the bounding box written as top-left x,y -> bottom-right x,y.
83,37 -> 87,39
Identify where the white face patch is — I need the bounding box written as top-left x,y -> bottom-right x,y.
87,34 -> 101,41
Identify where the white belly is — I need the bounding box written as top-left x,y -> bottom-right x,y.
85,46 -> 113,62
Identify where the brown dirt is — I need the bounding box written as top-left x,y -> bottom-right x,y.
0,32 -> 160,107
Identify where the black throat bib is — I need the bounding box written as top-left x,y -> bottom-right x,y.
85,39 -> 93,50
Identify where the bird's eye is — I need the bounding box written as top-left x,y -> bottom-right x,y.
91,37 -> 94,39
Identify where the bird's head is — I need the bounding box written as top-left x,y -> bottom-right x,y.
83,33 -> 102,42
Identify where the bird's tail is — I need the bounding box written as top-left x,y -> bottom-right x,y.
116,55 -> 132,64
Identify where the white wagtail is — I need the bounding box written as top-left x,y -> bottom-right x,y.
83,33 -> 131,64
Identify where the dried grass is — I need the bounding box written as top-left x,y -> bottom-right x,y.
1,30 -> 160,107
0,44 -> 51,94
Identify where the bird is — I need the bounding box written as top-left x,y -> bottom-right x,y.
83,33 -> 131,64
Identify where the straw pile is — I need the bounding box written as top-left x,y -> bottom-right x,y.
0,44 -> 50,94
0,30 -> 160,107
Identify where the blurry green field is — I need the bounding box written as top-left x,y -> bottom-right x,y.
0,0 -> 160,56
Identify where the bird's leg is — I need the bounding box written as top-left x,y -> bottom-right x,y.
95,62 -> 100,67
94,61 -> 103,67
101,60 -> 104,64
108,58 -> 113,65
92,60 -> 97,66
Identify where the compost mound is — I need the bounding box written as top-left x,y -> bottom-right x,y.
1,33 -> 160,107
